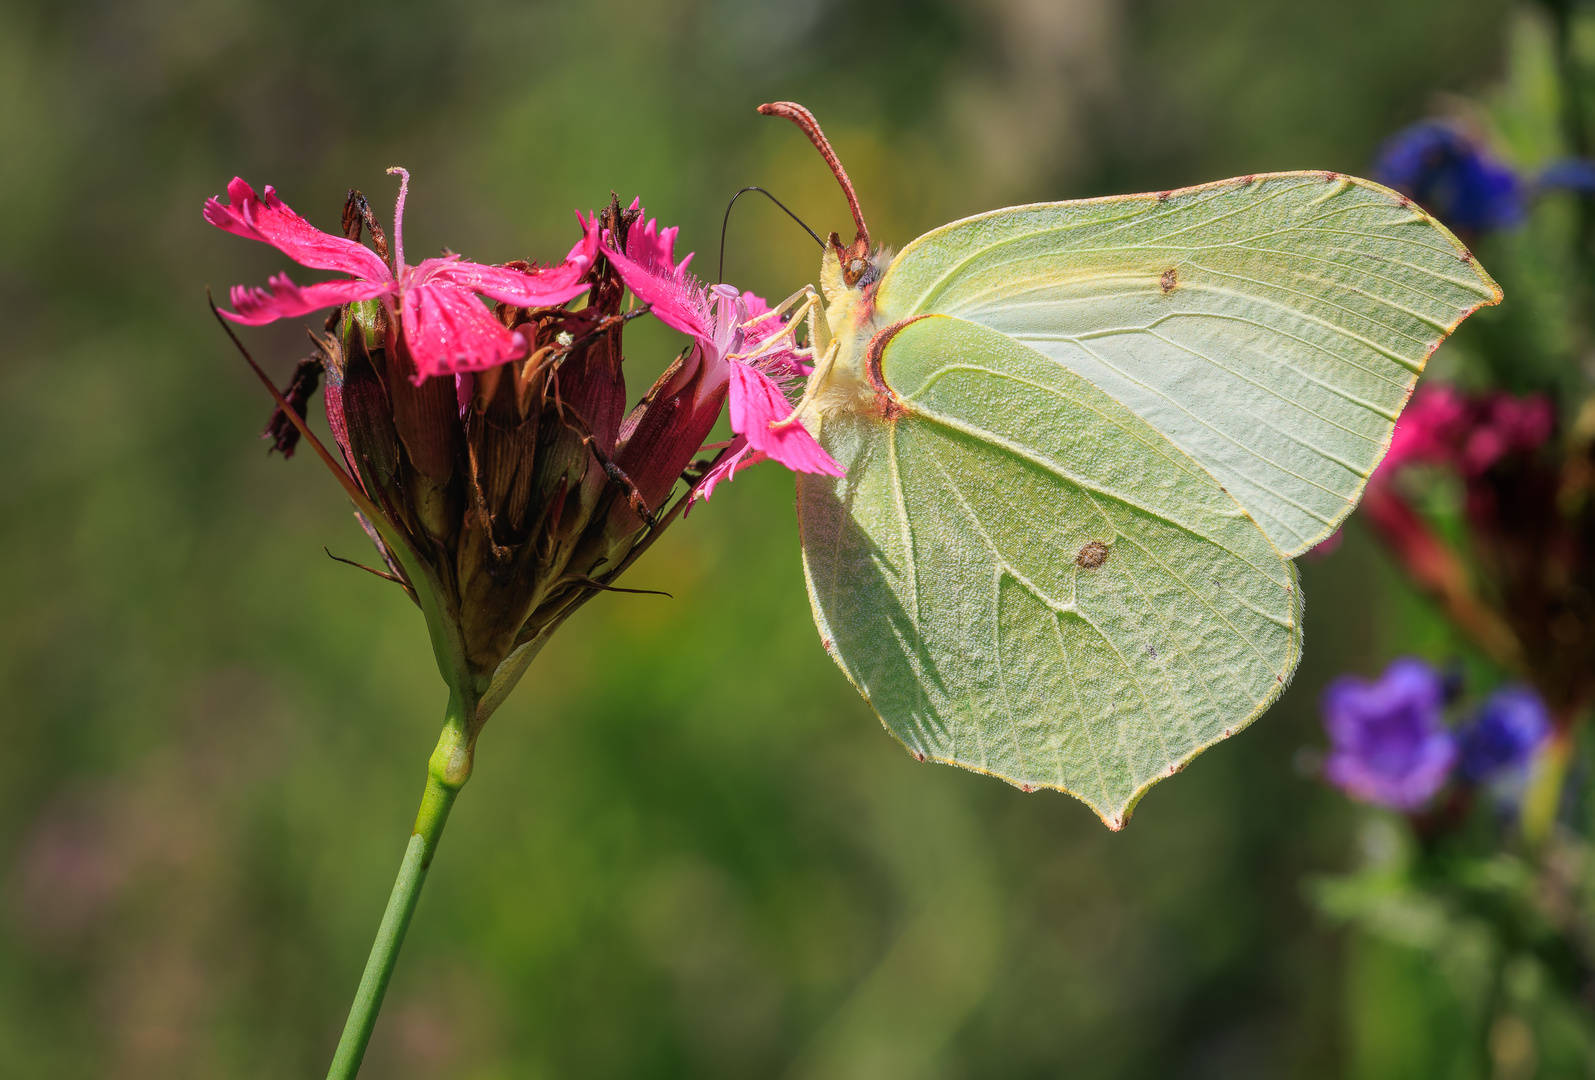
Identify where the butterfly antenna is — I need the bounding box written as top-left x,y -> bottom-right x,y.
717,185 -> 824,284
757,102 -> 874,286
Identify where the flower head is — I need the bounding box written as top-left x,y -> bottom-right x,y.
601,203 -> 842,501
1457,685 -> 1551,782
206,170 -> 600,382
1372,120 -> 1595,238
1373,122 -> 1526,234
1321,658 -> 1458,811
212,189 -> 747,765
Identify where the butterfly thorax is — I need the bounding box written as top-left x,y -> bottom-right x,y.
809,244 -> 894,421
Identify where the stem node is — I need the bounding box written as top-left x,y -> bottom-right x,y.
325,690 -> 473,1080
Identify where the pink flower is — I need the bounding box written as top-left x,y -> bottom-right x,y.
1382,384 -> 1470,473
1377,384 -> 1554,480
206,169 -> 600,382
1461,393 -> 1555,475
601,202 -> 841,501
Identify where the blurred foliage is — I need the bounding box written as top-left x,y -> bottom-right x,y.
1306,5 -> 1595,1078
0,0 -> 1534,1076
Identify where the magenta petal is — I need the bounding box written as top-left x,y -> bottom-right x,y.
221,274 -> 391,325
625,214 -> 686,277
728,363 -> 843,476
401,284 -> 528,382
424,217 -> 600,307
428,259 -> 591,308
603,243 -> 711,342
204,178 -> 391,281
568,214 -> 602,270
689,436 -> 766,507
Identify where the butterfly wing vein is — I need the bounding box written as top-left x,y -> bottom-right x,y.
873,172 -> 1502,556
799,316 -> 1302,825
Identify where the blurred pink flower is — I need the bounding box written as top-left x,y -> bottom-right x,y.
1381,384 -> 1470,472
1378,384 -> 1554,479
206,169 -> 599,382
1461,393 -> 1555,475
601,203 -> 841,500
1303,529 -> 1343,560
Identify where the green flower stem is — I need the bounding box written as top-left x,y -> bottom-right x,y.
1521,726 -> 1573,847
326,690 -> 476,1080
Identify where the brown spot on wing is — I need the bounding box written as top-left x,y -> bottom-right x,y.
1075,540 -> 1109,570
1159,267 -> 1178,295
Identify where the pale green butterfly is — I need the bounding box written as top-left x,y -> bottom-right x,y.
755,102 -> 1501,828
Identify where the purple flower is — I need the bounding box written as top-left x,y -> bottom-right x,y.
1321,658 -> 1458,811
1457,685 -> 1551,782
1372,121 -> 1595,238
1537,158 -> 1595,193
1372,122 -> 1526,233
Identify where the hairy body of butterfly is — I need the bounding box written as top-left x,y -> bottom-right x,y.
753,102 -> 1501,828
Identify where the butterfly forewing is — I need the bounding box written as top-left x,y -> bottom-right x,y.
872,173 -> 1502,556
798,315 -> 1301,826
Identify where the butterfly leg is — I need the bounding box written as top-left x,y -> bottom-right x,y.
735,286 -> 824,365
729,284 -> 841,432
769,336 -> 840,430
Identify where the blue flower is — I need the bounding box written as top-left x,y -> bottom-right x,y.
1457,685 -> 1551,782
1321,658 -> 1458,811
1536,158 -> 1595,193
1372,122 -> 1525,233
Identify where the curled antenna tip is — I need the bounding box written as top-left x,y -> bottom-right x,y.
756,101 -> 869,250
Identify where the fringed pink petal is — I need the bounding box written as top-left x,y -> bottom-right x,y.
688,436 -> 766,508
625,213 -> 691,279
424,216 -> 601,307
603,242 -> 712,343
728,362 -> 843,476
426,259 -> 590,308
220,274 -> 391,326
204,178 -> 391,281
600,203 -> 709,342
569,211 -> 602,270
401,284 -> 528,383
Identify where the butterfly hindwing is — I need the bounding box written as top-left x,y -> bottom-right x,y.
798,315 -> 1301,826
872,173 -> 1502,556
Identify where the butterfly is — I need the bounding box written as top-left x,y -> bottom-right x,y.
754,102 -> 1501,828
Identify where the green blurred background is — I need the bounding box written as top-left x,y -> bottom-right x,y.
0,0 -> 1524,1076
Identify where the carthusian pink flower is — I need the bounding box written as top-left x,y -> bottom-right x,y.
209,189 -> 758,713
206,169 -> 599,382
